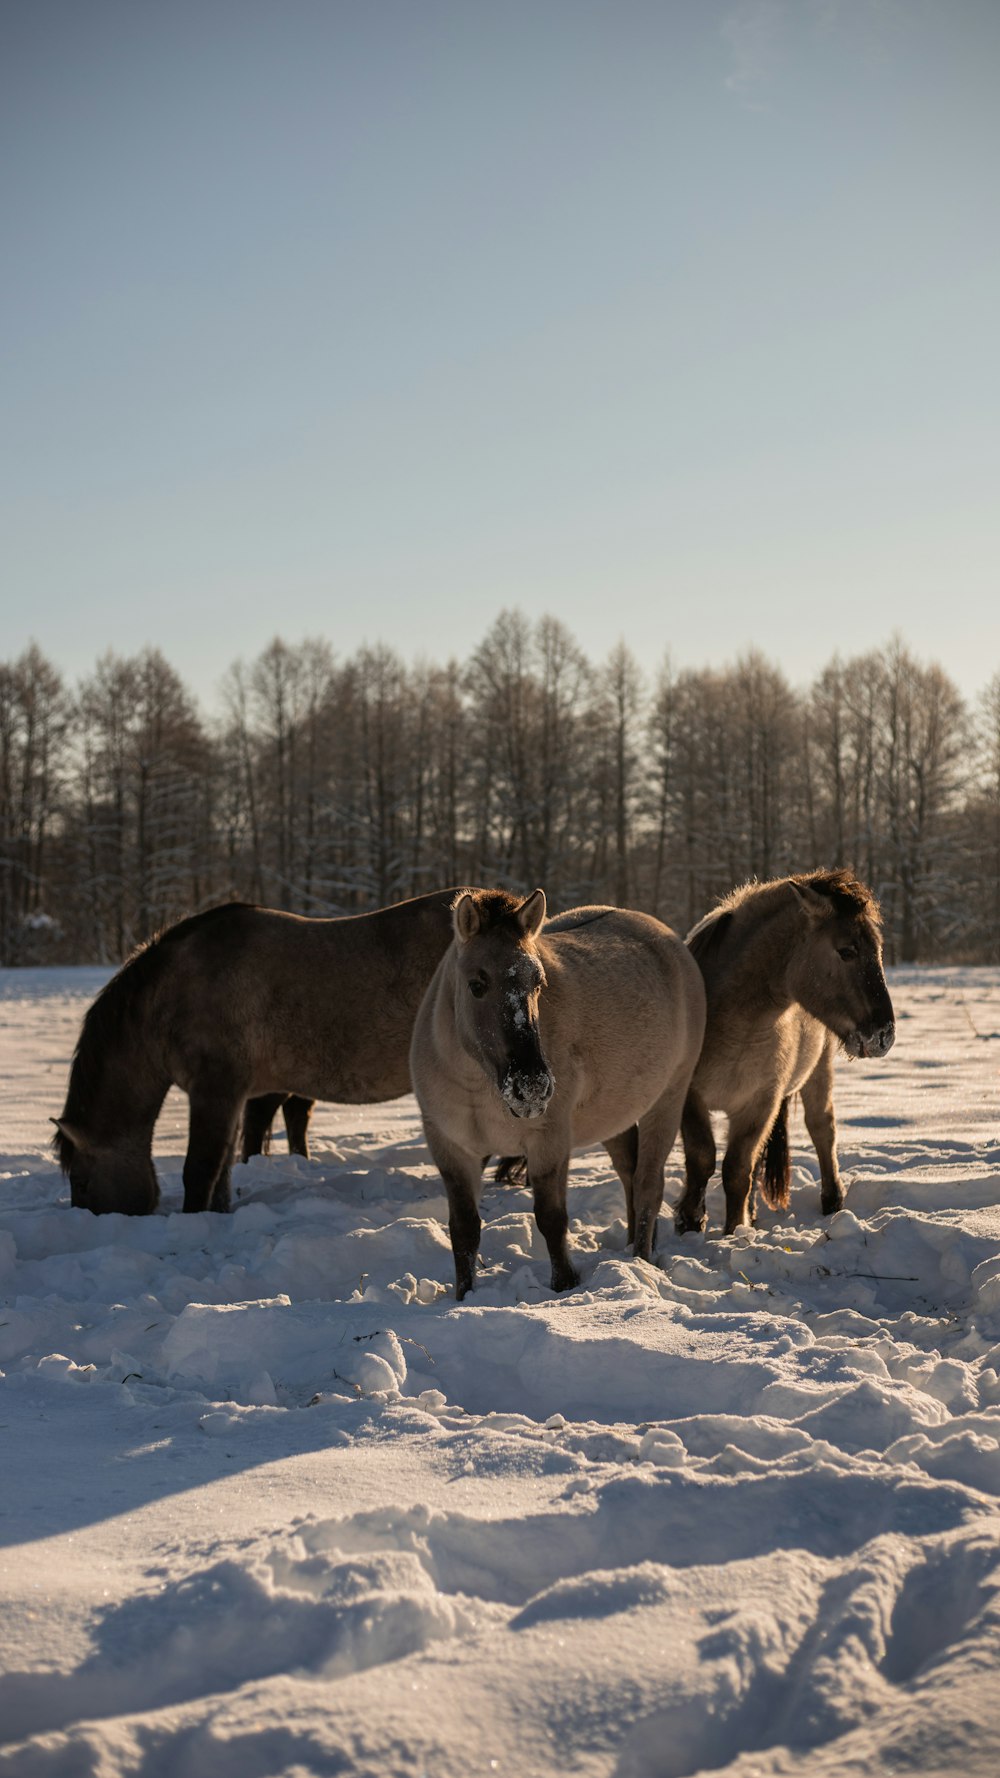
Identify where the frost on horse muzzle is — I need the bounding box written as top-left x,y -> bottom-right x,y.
500,1065 -> 555,1119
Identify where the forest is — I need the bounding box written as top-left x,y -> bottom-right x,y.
1,614 -> 997,967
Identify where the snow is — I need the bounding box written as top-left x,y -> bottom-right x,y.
2,963 -> 1000,1775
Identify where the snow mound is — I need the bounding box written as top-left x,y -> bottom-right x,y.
3,964 -> 1000,1775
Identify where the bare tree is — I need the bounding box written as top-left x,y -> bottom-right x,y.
600,642 -> 644,906
879,640 -> 968,960
967,673 -> 1000,959
0,646 -> 68,962
3,624 -> 996,963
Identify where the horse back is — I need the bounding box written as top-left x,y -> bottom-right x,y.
159,891 -> 461,1103
540,908 -> 706,1092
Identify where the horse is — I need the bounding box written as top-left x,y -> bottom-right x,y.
241,1092 -> 314,1161
53,889 -> 468,1215
239,908 -> 653,1167
673,868 -> 895,1238
410,889 -> 706,1299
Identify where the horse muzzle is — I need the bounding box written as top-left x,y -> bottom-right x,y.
846,1022 -> 896,1059
500,1067 -> 555,1119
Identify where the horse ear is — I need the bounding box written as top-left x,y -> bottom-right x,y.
453,893 -> 481,944
51,1116 -> 89,1151
517,888 -> 547,938
790,880 -> 830,921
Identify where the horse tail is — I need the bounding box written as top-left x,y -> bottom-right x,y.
494,1154 -> 527,1186
755,1098 -> 791,1210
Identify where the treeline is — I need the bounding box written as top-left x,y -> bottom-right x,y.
2,616 -> 998,966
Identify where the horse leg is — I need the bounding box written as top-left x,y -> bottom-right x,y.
184,1087 -> 245,1213
422,1117 -> 484,1302
800,1041 -> 844,1215
527,1154 -> 579,1293
631,1080 -> 689,1261
721,1099 -> 778,1235
675,1089 -> 715,1235
241,1093 -> 285,1162
603,1125 -> 639,1243
283,1095 -> 314,1159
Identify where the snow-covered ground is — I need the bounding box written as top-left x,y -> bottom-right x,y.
2,965 -> 1000,1776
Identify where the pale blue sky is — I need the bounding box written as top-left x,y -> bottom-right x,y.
2,0 -> 998,704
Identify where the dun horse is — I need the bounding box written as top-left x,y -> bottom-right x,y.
411,889 -> 706,1298
674,869 -> 895,1237
54,890 -> 466,1215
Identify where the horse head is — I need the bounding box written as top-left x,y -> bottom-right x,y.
52,1119 -> 160,1214
451,887 -> 555,1118
788,873 -> 895,1059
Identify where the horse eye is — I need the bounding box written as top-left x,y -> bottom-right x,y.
837,945 -> 858,961
469,975 -> 488,998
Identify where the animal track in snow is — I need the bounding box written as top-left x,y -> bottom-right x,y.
0,1548 -> 484,1747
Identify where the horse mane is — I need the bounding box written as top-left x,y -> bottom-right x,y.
708,867 -> 881,926
52,1123 -> 77,1171
686,867 -> 881,973
546,908 -> 614,932
790,867 -> 882,925
53,901 -> 255,1167
686,908 -> 734,964
451,887 -> 531,936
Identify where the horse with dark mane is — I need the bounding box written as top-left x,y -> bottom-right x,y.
674,868 -> 895,1237
54,890 -> 467,1215
411,889 -> 706,1298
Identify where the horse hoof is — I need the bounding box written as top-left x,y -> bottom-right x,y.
821,1190 -> 845,1216
674,1212 -> 706,1236
551,1264 -> 580,1293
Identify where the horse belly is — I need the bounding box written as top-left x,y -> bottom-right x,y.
562,1020 -> 683,1148
570,1081 -> 661,1149
248,1053 -> 411,1104
246,1017 -> 414,1104
693,1013 -> 826,1115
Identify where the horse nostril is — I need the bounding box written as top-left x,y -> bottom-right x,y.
501,1067 -> 555,1117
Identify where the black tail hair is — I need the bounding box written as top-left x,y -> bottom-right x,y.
494,1154 -> 527,1186
755,1098 -> 791,1209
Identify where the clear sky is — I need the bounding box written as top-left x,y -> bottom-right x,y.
3,0 -> 998,705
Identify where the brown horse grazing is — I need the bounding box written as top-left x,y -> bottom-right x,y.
241,1093 -> 314,1161
411,890 -> 706,1299
673,869 -> 895,1238
53,889 -> 468,1215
